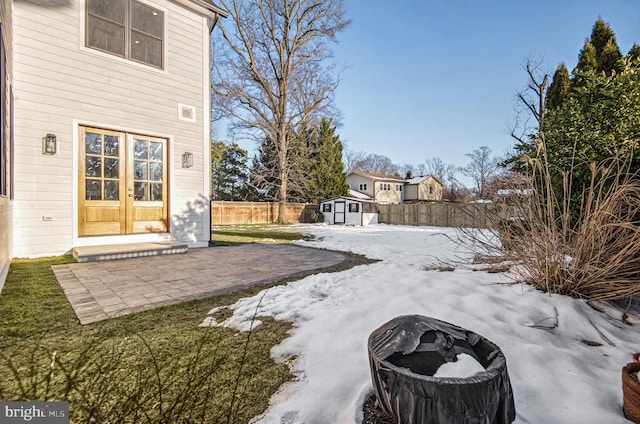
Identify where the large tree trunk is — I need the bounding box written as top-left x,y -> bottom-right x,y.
276,130 -> 289,224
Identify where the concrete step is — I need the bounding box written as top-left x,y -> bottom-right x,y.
72,241 -> 188,263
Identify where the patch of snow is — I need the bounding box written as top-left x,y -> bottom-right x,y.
203,224 -> 640,424
432,353 -> 486,378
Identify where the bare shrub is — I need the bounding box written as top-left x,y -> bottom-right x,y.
461,144 -> 640,302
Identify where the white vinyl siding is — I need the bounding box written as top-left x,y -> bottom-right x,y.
11,0 -> 211,257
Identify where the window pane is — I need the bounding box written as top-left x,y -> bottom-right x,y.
104,135 -> 119,156
134,160 -> 147,180
88,0 -> 126,23
150,183 -> 162,201
150,162 -> 162,181
85,132 -> 102,155
85,156 -> 102,178
134,140 -> 147,159
134,181 -> 147,200
86,179 -> 102,200
131,1 -> 163,38
130,31 -> 162,68
104,180 -> 119,200
87,16 -> 125,57
149,142 -> 163,161
104,158 -> 119,179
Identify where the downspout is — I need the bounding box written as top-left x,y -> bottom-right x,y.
208,12 -> 220,246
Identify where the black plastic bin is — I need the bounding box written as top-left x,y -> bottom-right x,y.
368,315 -> 516,424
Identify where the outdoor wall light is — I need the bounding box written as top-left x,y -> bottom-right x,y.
42,133 -> 57,155
182,151 -> 194,168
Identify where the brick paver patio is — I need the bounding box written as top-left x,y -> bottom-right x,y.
53,243 -> 352,324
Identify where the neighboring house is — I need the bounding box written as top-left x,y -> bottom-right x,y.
403,175 -> 444,203
347,171 -> 444,204
347,171 -> 405,204
0,0 -> 227,291
320,197 -> 379,226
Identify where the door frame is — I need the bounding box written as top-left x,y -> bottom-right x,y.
73,120 -> 173,245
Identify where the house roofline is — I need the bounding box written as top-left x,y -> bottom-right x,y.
348,171 -> 405,182
187,0 -> 228,17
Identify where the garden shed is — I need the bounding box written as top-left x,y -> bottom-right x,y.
320,197 -> 379,226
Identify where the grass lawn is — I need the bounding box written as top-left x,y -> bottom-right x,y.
0,227 -> 320,423
211,224 -> 311,245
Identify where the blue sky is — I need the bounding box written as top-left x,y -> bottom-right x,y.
331,0 -> 640,171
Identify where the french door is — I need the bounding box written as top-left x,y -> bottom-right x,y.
78,126 -> 168,236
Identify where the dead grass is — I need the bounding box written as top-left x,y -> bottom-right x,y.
461,149 -> 640,303
0,256 -> 294,423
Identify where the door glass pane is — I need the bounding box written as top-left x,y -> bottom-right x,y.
149,162 -> 162,181
85,132 -> 102,155
134,160 -> 147,180
104,135 -> 119,156
104,180 -> 119,200
104,158 -> 119,179
150,183 -> 162,201
149,142 -> 163,161
86,156 -> 102,178
134,139 -> 147,159
86,179 -> 102,200
134,182 -> 147,200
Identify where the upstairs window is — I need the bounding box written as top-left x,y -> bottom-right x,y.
86,0 -> 164,69
359,183 -> 367,191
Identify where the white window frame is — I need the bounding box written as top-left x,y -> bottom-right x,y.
80,0 -> 169,74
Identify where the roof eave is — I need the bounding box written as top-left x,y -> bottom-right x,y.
173,0 -> 229,20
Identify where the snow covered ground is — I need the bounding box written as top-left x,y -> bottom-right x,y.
202,224 -> 640,424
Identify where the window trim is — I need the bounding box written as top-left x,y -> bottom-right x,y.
81,0 -> 168,73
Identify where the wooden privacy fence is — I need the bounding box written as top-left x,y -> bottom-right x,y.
211,201 -> 319,225
378,202 -> 493,228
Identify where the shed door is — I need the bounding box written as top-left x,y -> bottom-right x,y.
334,200 -> 345,224
78,127 -> 168,236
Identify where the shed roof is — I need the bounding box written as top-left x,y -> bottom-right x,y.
321,196 -> 378,204
406,175 -> 444,186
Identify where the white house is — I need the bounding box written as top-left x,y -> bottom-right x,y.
347,171 -> 405,204
403,175 -> 444,202
0,0 -> 227,290
347,171 -> 444,204
320,197 -> 379,226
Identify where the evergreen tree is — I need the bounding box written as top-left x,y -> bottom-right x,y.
305,118 -> 349,203
546,63 -> 571,111
590,17 -> 622,73
574,18 -> 622,77
628,43 -> 640,64
250,118 -> 349,203
211,142 -> 250,201
574,40 -> 598,76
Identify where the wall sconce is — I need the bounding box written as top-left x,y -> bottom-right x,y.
182,151 -> 193,168
42,133 -> 57,155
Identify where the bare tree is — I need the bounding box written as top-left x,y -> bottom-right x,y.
460,146 -> 500,199
344,149 -> 399,175
212,0 -> 350,222
510,58 -> 549,150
